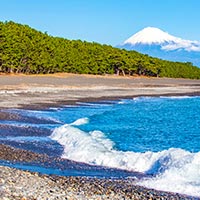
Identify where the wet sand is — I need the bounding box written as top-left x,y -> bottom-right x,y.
1,74 -> 200,199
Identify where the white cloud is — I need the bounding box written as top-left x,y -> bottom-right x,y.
161,39 -> 200,52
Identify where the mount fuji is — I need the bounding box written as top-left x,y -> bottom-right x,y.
118,27 -> 200,67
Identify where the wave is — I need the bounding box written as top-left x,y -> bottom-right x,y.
70,117 -> 89,126
76,102 -> 112,107
50,119 -> 200,197
132,96 -> 194,102
159,96 -> 192,99
139,151 -> 200,197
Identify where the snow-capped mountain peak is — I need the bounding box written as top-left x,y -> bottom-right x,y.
123,27 -> 200,52
119,27 -> 200,67
124,27 -> 178,45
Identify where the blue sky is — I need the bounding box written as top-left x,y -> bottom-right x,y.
1,0 -> 200,46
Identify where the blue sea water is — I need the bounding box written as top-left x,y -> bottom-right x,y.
1,96 -> 200,197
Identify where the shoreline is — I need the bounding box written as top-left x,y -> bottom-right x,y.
1,74 -> 200,199
0,146 -> 197,200
1,164 -> 196,200
1,73 -> 200,109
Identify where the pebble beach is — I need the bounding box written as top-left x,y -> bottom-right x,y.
1,165 -> 196,200
0,143 -> 198,200
1,74 -> 200,199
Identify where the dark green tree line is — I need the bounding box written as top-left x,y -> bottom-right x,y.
1,21 -> 200,79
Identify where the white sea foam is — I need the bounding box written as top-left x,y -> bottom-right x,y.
132,96 -> 192,102
76,102 -> 111,107
70,117 -> 89,126
50,120 -> 200,197
160,96 -> 192,99
138,151 -> 200,197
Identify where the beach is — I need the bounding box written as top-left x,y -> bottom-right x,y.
1,73 -> 200,200
1,144 -> 196,200
1,73 -> 200,109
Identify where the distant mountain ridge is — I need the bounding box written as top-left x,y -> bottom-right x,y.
119,27 -> 200,67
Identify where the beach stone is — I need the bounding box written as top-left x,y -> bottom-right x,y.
0,163 -> 198,199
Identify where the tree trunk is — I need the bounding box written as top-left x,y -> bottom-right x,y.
122,69 -> 125,76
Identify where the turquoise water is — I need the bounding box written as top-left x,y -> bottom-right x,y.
1,96 -> 200,197
80,97 -> 200,153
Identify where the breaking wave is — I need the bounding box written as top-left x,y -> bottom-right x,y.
50,118 -> 200,197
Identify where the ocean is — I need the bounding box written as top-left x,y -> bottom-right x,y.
0,96 -> 200,197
